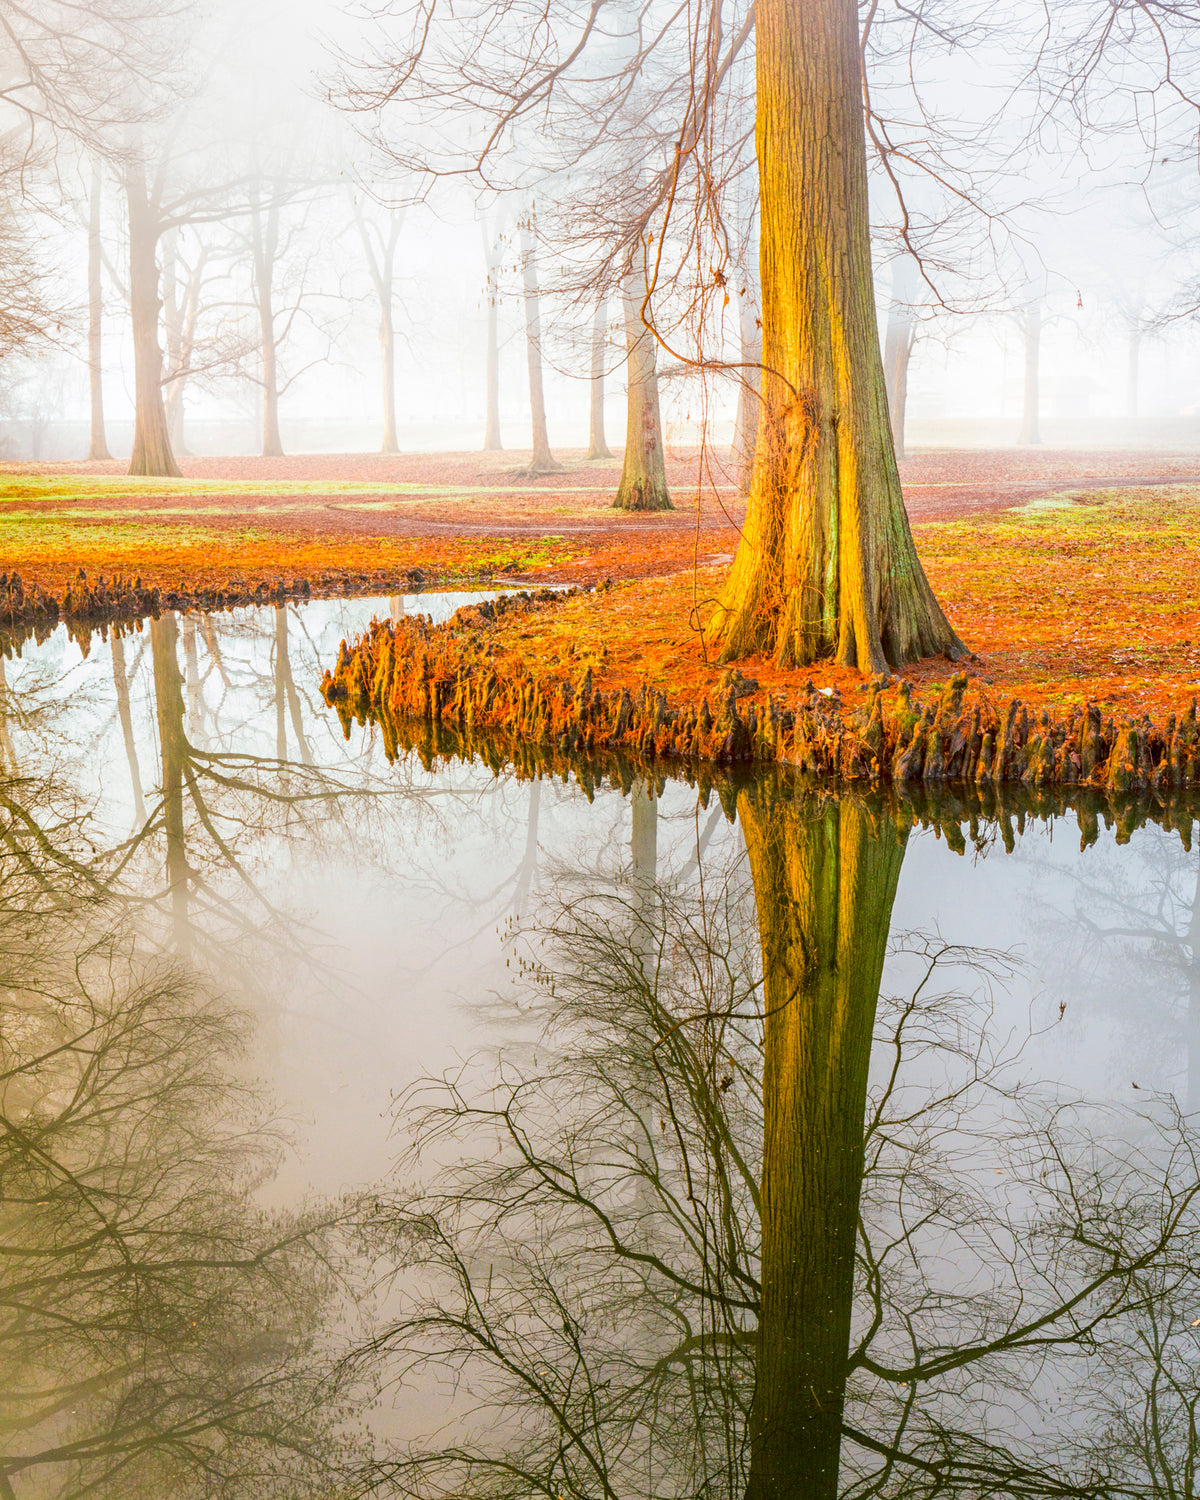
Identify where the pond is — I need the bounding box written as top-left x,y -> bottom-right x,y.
1,595 -> 1197,1499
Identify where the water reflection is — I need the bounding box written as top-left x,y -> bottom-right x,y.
356,774 -> 1200,1500
0,770 -> 363,1499
2,600 -> 1200,1496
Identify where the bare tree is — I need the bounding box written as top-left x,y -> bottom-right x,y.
86,157 -> 113,460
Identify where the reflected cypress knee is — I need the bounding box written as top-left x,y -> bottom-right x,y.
738,793 -> 907,1500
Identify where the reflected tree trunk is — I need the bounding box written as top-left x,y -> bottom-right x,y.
631,779 -> 658,893
511,779 -> 542,921
738,793 -> 907,1500
87,160 -> 113,463
1188,853 -> 1200,1111
151,614 -> 189,952
0,658 -> 15,773
614,280 -> 671,512
274,606 -> 311,765
519,215 -> 559,473
182,616 -> 203,741
586,298 -> 612,460
111,632 -> 145,826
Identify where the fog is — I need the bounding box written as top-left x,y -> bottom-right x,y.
4,0 -> 1200,460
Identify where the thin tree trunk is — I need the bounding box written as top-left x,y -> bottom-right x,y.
483,221 -> 503,451
739,792 -> 907,1500
151,613 -> 189,952
519,216 -> 559,473
0,657 -> 15,772
1126,327 -> 1140,422
354,201 -> 403,454
87,160 -> 113,462
161,230 -> 189,458
708,0 -> 963,670
883,254 -> 919,462
585,297 -> 612,460
380,301 -> 398,453
252,196 -> 284,458
1018,299 -> 1042,446
126,159 -> 180,478
614,280 -> 671,511
733,268 -> 762,494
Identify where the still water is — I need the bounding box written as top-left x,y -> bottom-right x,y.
2,595 -> 1197,1498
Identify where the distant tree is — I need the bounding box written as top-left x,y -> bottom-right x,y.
584,295 -> 613,460
353,195 -> 405,454
613,273 -> 670,510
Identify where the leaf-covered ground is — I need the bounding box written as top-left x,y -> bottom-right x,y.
4,447 -> 1200,715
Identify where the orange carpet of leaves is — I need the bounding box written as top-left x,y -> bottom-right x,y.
5,449 -> 1200,719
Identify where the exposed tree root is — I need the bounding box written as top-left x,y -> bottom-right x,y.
322,593 -> 1200,798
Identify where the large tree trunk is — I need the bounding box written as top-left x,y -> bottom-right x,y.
707,0 -> 963,671
252,198 -> 284,458
585,297 -> 612,460
1018,298 -> 1042,446
519,217 -> 559,473
613,281 -> 671,511
883,254 -> 919,462
483,221 -> 503,452
126,161 -> 180,478
739,792 -> 907,1500
87,160 -> 113,463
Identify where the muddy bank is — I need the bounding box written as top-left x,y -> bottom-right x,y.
321,591 -> 1200,798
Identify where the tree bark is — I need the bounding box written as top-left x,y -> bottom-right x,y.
1018,298 -> 1042,446
613,281 -> 671,511
87,160 -> 113,462
483,220 -> 503,452
707,0 -> 963,671
251,197 -> 284,458
126,159 -> 180,478
519,216 -> 559,473
739,791 -> 907,1500
882,254 -> 919,462
585,297 -> 613,460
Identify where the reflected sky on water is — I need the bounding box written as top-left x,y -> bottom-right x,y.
2,595 -> 1198,1498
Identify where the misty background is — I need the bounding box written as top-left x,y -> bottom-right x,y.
7,0 -> 1200,462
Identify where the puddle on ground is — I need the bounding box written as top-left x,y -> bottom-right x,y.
1,594 -> 1197,1497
